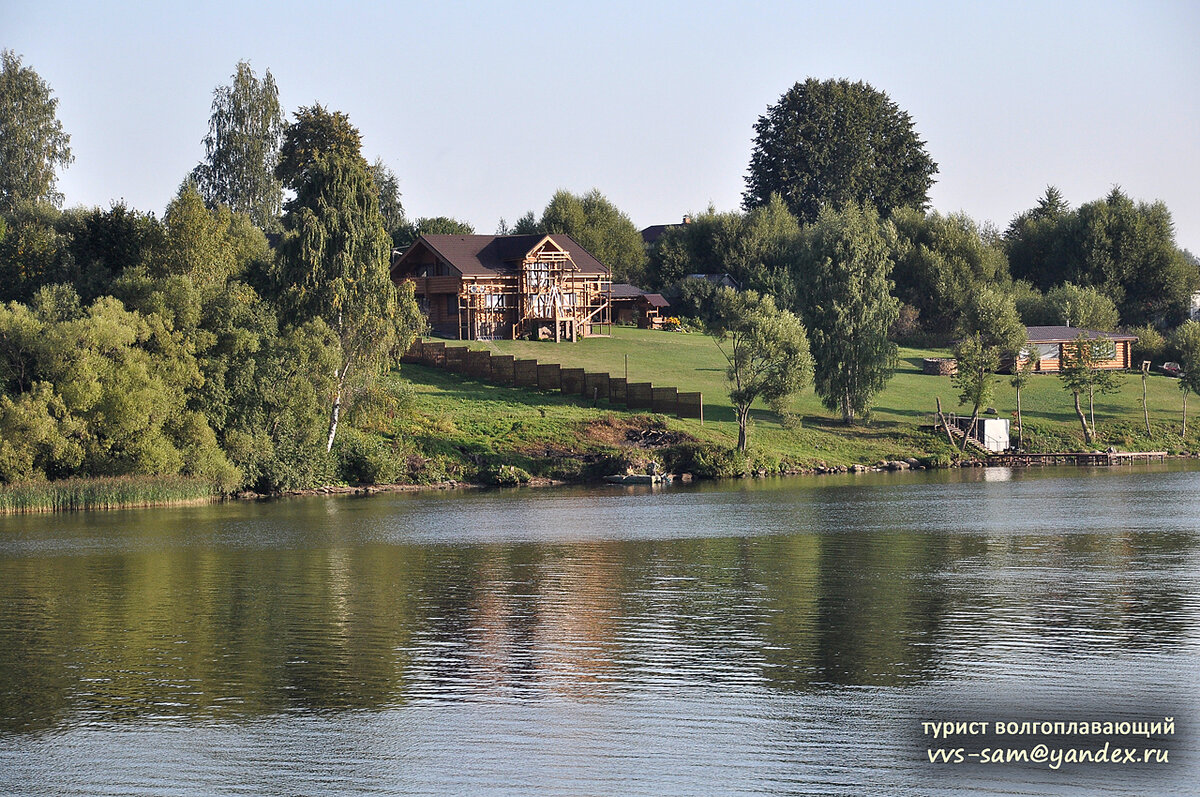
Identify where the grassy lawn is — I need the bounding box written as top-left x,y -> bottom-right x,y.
396,327 -> 1198,472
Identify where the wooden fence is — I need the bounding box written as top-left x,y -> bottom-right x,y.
403,340 -> 703,421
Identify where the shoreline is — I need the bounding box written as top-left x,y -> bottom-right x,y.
3,453 -> 1191,516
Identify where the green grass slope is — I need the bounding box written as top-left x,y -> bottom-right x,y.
392,328 -> 1198,475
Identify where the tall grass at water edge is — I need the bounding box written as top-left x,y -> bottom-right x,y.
0,475 -> 219,514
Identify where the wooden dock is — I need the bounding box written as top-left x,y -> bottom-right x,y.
987,451 -> 1168,466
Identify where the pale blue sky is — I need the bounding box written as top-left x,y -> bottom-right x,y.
6,1 -> 1199,251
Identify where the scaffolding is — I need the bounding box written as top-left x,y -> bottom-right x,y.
452,237 -> 611,341
458,281 -> 514,341
515,240 -> 611,341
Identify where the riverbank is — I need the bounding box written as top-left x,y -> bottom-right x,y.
8,326 -> 1199,514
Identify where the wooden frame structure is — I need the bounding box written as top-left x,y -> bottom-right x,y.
391,233 -> 612,341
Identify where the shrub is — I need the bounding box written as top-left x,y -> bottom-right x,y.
480,464 -> 532,486
1128,324 -> 1166,367
662,442 -> 747,478
333,428 -> 398,485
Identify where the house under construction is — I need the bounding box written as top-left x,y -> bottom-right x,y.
390,233 -> 612,341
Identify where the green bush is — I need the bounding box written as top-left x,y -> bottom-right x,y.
1128,324 -> 1167,367
918,453 -> 952,469
663,442 -> 746,478
480,464 -> 532,486
333,428 -> 398,485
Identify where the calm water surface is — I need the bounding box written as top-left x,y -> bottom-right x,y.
1,465 -> 1198,795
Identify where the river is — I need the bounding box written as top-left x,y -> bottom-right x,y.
1,465 -> 1197,795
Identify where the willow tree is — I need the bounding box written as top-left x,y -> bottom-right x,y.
274,107 -> 422,451
1010,346 -> 1039,450
796,202 -> 899,423
952,286 -> 1025,451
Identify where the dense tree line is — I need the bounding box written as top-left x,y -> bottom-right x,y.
3,54 -> 1197,472
0,58 -> 421,490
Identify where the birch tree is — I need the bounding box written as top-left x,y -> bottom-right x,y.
274,107 -> 422,451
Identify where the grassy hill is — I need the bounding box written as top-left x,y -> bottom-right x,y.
392,327 -> 1197,480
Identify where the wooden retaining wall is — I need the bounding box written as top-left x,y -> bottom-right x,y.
514,358 -> 539,387
490,355 -> 515,385
406,340 -> 702,421
584,372 -> 610,402
561,367 -> 586,396
537,363 -> 562,391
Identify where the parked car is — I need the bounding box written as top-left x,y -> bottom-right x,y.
1161,361 -> 1182,377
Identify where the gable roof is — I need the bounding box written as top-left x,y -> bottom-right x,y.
641,224 -> 673,246
642,217 -> 693,246
610,283 -> 647,299
396,233 -> 609,277
642,293 -> 670,308
1025,326 -> 1137,343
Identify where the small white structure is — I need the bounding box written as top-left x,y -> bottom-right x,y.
1190,291 -> 1200,321
977,418 -> 1010,453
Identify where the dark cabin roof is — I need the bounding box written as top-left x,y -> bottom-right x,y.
610,283 -> 647,299
641,217 -> 693,246
641,225 -> 673,246
1025,326 -> 1137,344
397,234 -> 609,277
686,272 -> 741,290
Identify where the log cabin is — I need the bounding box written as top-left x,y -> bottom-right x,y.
610,284 -> 671,328
391,233 -> 612,341
1012,326 -> 1137,373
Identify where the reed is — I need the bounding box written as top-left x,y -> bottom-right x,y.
0,475 -> 219,514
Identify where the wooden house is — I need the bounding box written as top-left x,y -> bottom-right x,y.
611,283 -> 670,327
1013,326 -> 1137,372
391,233 -> 612,341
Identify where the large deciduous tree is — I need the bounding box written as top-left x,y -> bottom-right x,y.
1044,282 -> 1119,330
795,202 -> 900,423
890,208 -> 1009,334
705,288 -> 812,452
1005,187 -> 1197,326
192,61 -> 285,230
646,195 -> 800,304
535,189 -> 648,284
743,78 -> 937,224
274,107 -> 423,452
393,216 -> 476,250
368,158 -> 406,247
0,50 -> 73,211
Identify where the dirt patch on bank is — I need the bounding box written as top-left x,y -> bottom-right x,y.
584,415 -> 693,449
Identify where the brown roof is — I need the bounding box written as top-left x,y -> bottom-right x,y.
642,293 -> 669,308
1026,326 -> 1137,343
398,234 -> 609,277
641,224 -> 674,246
610,283 -> 647,299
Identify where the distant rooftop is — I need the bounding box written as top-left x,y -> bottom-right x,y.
1025,326 -> 1137,343
640,215 -> 693,246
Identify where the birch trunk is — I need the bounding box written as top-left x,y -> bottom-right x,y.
1073,391 -> 1093,445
